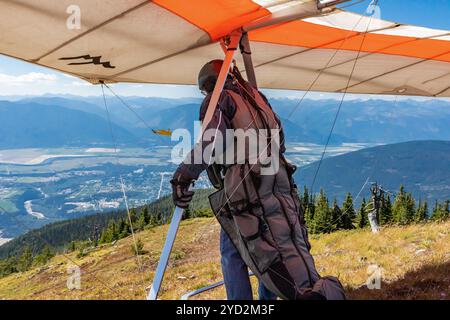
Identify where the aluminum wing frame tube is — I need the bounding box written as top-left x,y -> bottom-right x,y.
240,32 -> 258,88
243,0 -> 352,32
201,32 -> 241,135
181,272 -> 255,300
147,206 -> 184,300
147,33 -> 241,300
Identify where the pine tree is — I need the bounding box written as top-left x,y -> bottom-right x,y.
131,238 -> 145,255
431,200 -> 440,221
303,189 -> 315,232
304,205 -> 315,232
141,207 -> 150,225
184,207 -> 192,220
392,185 -> 416,225
129,208 -> 138,228
341,193 -> 356,230
135,211 -> 148,231
149,213 -> 159,227
121,219 -> 131,238
444,200 -> 450,220
17,247 -> 33,272
331,199 -> 342,231
356,198 -> 368,229
431,200 -> 448,221
99,220 -> 118,244
312,189 -> 333,234
301,187 -> 310,211
33,245 -> 54,266
68,241 -> 77,252
414,200 -> 428,223
379,194 -> 393,225
405,193 -> 416,223
0,257 -> 17,277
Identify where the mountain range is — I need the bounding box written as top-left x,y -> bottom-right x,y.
0,100 -> 137,148
1,95 -> 450,148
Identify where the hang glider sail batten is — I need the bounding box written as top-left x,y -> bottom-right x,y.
0,0 -> 449,97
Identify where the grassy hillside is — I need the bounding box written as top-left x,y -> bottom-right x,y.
0,190 -> 213,259
0,218 -> 448,300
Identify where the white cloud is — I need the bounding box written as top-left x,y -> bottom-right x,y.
0,72 -> 58,85
71,80 -> 90,87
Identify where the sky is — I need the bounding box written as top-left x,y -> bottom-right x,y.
0,0 -> 449,100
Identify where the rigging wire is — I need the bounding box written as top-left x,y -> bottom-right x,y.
101,84 -> 148,298
339,0 -> 366,9
210,1 -> 378,219
284,0 -> 372,122
120,175 -> 145,273
170,0 -> 385,236
310,0 -> 380,195
314,177 -> 370,233
101,83 -> 180,294
102,83 -> 166,144
367,95 -> 400,185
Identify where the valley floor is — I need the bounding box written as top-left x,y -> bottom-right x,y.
0,218 -> 449,300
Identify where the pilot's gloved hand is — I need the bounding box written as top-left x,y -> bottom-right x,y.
170,171 -> 195,209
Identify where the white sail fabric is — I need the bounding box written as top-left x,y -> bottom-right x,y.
0,0 -> 449,97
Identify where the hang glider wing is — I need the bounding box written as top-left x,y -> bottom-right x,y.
1,0 -> 449,97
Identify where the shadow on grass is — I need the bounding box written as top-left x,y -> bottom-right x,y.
347,261 -> 450,300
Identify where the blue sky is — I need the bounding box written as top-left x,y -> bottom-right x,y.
0,0 -> 449,99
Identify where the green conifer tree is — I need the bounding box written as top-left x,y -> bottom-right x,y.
414,200 -> 428,223
17,247 -> 33,272
135,211 -> 148,231
431,200 -> 447,221
341,193 -> 356,230
312,189 -> 333,234
141,207 -> 150,225
356,198 -> 368,229
444,200 -> 450,220
331,198 -> 342,231
33,245 -> 54,266
379,194 -> 393,225
392,185 -> 416,225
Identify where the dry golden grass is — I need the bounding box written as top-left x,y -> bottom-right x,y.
0,218 -> 449,300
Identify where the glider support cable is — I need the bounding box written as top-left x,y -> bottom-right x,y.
310,0 -> 379,194
101,84 -> 148,298
280,0 -> 371,129
102,83 -> 166,143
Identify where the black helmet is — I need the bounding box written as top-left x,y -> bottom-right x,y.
198,60 -> 223,94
